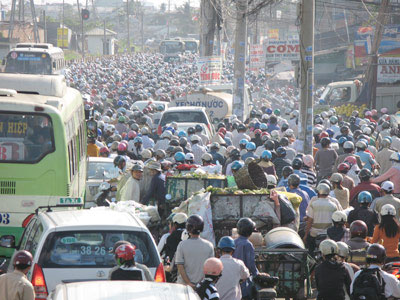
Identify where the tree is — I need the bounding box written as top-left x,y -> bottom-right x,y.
160,3 -> 167,13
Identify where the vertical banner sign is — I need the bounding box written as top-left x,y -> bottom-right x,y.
57,28 -> 69,48
249,44 -> 265,73
268,29 -> 279,40
197,56 -> 222,85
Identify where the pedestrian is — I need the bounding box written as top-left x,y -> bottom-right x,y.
315,137 -> 338,181
120,162 -> 143,202
0,250 -> 35,300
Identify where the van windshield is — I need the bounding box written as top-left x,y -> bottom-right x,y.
160,112 -> 207,126
39,231 -> 159,268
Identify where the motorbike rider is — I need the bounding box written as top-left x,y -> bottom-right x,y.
108,241 -> 153,281
348,192 -> 378,237
0,250 -> 35,300
351,244 -> 400,299
175,215 -> 214,288
232,218 -> 259,299
371,181 -> 400,220
346,220 -> 370,251
327,211 -> 350,243
195,258 -> 223,300
215,236 -> 250,300
315,239 -> 352,300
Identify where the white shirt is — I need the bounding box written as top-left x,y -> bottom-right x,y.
192,144 -> 207,165
216,254 -> 250,300
351,265 -> 400,299
142,135 -> 155,149
120,176 -> 140,202
154,138 -> 170,151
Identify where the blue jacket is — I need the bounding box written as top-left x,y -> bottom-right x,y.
142,173 -> 166,206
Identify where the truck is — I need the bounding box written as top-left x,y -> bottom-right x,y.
319,80 -> 400,114
170,84 -> 253,123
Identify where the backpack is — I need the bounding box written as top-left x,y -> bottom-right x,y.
351,268 -> 385,300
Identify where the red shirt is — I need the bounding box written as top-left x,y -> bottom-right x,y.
349,181 -> 381,206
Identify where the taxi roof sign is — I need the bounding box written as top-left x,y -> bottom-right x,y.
58,197 -> 83,206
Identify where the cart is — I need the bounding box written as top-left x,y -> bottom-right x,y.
166,176 -> 227,208
210,193 -> 277,242
254,248 -> 316,300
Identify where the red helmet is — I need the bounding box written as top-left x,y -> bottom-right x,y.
319,131 -> 329,139
218,128 -> 227,135
254,129 -> 262,135
13,250 -> 33,266
99,146 -> 110,154
337,162 -> 350,172
350,220 -> 368,238
118,143 -> 127,152
203,257 -> 223,276
115,244 -> 136,261
344,156 -> 357,166
128,130 -> 137,139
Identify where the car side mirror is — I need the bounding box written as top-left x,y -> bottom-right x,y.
0,235 -> 16,248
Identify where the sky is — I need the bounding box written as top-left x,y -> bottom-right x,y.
1,0 -> 200,9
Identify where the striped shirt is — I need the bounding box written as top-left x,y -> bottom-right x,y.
301,167 -> 317,187
306,196 -> 343,237
196,278 -> 220,300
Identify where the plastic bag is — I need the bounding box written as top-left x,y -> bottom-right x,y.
187,191 -> 216,245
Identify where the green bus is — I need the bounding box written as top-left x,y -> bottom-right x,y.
0,73 -> 86,258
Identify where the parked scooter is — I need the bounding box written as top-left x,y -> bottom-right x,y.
94,182 -> 113,206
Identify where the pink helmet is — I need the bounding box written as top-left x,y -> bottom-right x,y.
371,109 -> 378,116
365,111 -> 372,117
118,143 -> 127,152
99,147 -> 110,154
121,140 -> 129,146
203,257 -> 223,276
303,154 -> 314,168
381,107 -> 388,114
344,156 -> 357,166
128,130 -> 137,139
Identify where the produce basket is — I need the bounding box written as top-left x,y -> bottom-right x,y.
234,161 -> 268,190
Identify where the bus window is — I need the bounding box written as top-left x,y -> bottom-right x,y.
0,112 -> 55,163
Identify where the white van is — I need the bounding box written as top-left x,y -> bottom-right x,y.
0,208 -> 164,299
48,281 -> 200,300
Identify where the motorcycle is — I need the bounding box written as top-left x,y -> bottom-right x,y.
94,182 -> 113,207
253,273 -> 279,300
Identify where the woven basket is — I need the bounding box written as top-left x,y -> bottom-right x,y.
234,162 -> 268,190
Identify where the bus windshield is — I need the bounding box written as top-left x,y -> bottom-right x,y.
184,41 -> 198,52
0,112 -> 55,163
5,51 -> 52,74
161,42 -> 183,54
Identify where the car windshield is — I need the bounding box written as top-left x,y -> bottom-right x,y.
0,112 -> 55,163
87,161 -> 119,180
160,112 -> 207,126
39,231 -> 159,268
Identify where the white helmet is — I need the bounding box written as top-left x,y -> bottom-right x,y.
343,141 -> 354,150
381,204 -> 396,216
337,241 -> 350,258
355,141 -> 367,150
141,127 -> 150,135
316,183 -> 330,195
332,211 -> 347,223
390,152 -> 400,162
140,149 -> 152,159
102,116 -> 110,123
319,239 -> 338,256
271,130 -> 280,140
185,153 -> 194,161
362,127 -> 372,135
161,130 -> 172,139
266,175 -> 277,186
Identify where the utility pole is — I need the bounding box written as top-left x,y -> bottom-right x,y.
62,0 -> 65,48
141,11 -> 144,52
103,20 -> 106,55
43,10 -> 47,43
200,0 -> 217,57
167,0 -> 170,38
298,0 -> 315,155
366,0 -> 390,109
232,0 -> 247,121
127,0 -> 130,52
